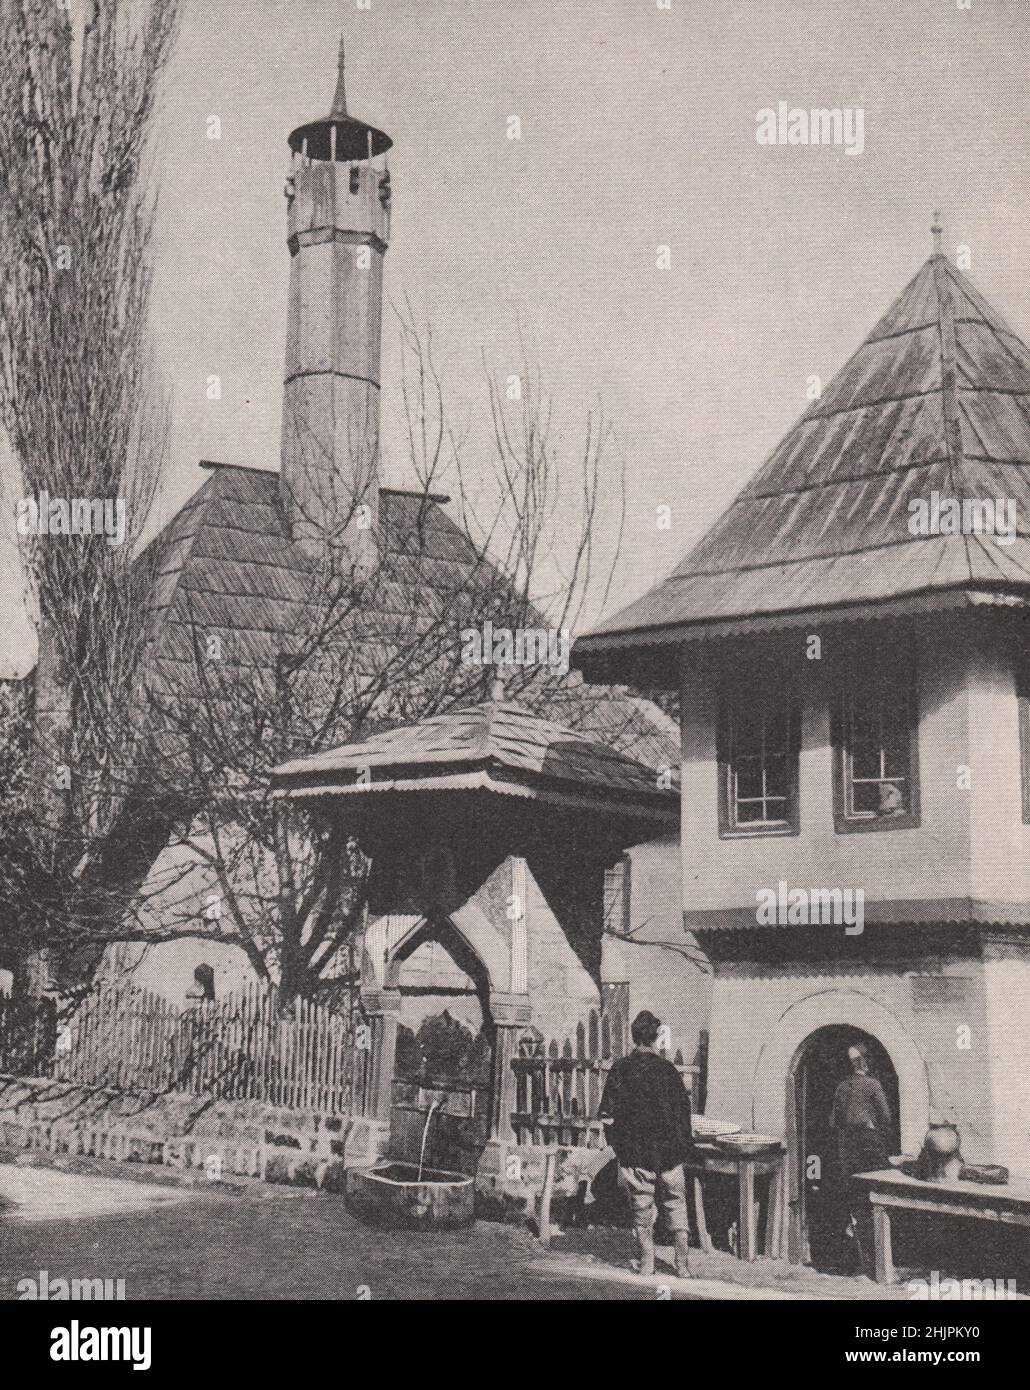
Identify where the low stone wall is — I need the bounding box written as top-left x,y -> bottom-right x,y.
0,1074 -> 614,1225
0,1073 -> 384,1193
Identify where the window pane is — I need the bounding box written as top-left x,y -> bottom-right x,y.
882,714 -> 910,778
735,757 -> 764,800
851,742 -> 881,781
764,752 -> 789,799
851,781 -> 881,815
723,691 -> 797,833
844,666 -> 914,822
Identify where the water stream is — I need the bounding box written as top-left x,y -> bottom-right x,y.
416,1099 -> 442,1183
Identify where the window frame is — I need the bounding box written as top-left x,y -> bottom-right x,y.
832,653 -> 920,834
603,855 -> 632,936
717,686 -> 801,839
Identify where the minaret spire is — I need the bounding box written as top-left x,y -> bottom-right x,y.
331,33 -> 347,117
931,209 -> 943,258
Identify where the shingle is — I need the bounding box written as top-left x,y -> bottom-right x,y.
272,698 -> 678,806
143,471 -> 679,771
577,255 -> 1030,667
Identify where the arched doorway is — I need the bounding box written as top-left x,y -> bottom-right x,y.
789,1025 -> 900,1269
385,917 -> 494,1176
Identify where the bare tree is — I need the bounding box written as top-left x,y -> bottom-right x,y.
135,305 -> 631,1007
0,0 -> 180,992
0,9 -> 640,1012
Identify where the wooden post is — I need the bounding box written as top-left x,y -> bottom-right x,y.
764,1158 -> 783,1260
692,1174 -> 712,1254
739,1158 -> 757,1262
488,993 -> 531,1142
538,1147 -> 558,1248
360,988 -> 401,1123
872,1202 -> 894,1284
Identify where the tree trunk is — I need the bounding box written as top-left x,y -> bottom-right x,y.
25,621 -> 73,997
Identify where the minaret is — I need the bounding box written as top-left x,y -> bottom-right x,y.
281,38 -> 392,573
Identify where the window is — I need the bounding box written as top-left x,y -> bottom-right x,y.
718,689 -> 800,836
603,857 -> 631,935
834,654 -> 919,832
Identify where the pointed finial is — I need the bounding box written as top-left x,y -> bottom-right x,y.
931,209 -> 943,257
331,33 -> 348,117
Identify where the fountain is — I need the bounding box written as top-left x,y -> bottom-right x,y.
417,1099 -> 440,1182
345,1096 -> 475,1229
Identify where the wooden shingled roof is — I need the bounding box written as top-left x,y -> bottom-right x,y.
144,463 -> 679,772
575,250 -> 1030,680
271,697 -> 678,821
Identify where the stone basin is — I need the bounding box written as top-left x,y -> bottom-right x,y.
345,1162 -> 475,1229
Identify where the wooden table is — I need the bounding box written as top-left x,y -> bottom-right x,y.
684,1143 -> 789,1262
852,1169 -> 1030,1284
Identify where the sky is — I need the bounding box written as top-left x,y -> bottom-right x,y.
3,0 -> 1030,675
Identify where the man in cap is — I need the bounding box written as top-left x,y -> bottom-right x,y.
599,1009 -> 694,1278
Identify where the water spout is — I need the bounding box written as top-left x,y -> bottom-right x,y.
417,1099 -> 442,1184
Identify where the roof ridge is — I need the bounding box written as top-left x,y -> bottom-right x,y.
931,254 -> 975,586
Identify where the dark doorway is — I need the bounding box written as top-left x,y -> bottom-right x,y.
790,1025 -> 900,1269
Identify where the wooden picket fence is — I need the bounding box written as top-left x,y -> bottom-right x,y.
510,1008 -> 700,1147
0,982 -> 355,1114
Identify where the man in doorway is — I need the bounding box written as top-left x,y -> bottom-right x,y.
599,1009 -> 694,1279
829,1041 -> 891,1271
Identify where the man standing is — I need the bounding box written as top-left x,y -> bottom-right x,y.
599,1009 -> 694,1278
829,1041 -> 891,1270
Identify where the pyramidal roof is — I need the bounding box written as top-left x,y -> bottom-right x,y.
271,696 -> 678,820
141,462 -> 679,773
576,248 -> 1030,676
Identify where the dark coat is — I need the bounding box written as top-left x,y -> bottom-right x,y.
829,1074 -> 891,1133
598,1047 -> 694,1173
